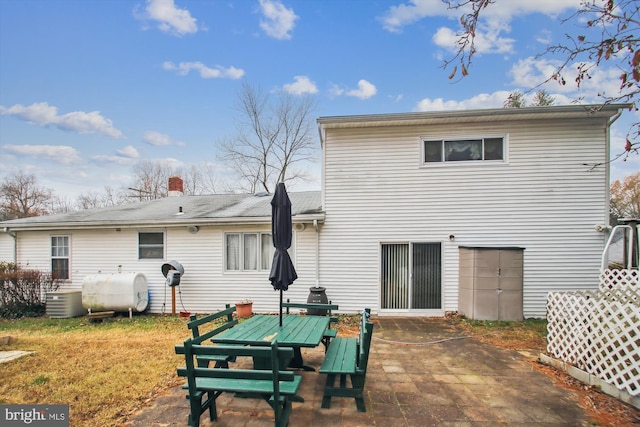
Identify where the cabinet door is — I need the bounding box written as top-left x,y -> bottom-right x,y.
498,249 -> 524,291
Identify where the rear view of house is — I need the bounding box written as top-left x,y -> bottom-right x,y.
316,104 -> 625,318
0,105 -> 625,319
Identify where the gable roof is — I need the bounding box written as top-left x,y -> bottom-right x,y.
1,191 -> 323,231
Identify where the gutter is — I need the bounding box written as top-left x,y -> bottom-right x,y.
314,219 -> 320,287
1,213 -> 326,232
3,227 -> 17,264
605,108 -> 624,226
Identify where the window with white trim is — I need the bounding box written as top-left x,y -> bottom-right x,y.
226,232 -> 292,272
138,232 -> 164,259
423,137 -> 504,163
51,235 -> 70,280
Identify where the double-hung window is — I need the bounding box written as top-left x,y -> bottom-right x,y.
51,235 -> 70,280
226,232 -> 284,271
424,137 -> 504,163
139,232 -> 164,259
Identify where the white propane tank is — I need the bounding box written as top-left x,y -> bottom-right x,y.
82,272 -> 149,312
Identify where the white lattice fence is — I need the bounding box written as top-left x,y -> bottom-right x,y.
600,268 -> 639,290
547,275 -> 639,397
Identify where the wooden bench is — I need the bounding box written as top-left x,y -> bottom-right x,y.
319,308 -> 374,412
175,338 -> 302,427
187,304 -> 238,368
281,299 -> 339,350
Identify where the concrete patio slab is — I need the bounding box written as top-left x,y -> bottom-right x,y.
123,317 -> 594,426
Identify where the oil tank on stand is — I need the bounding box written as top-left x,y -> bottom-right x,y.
82,272 -> 149,313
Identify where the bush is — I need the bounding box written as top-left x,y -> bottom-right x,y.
0,262 -> 61,318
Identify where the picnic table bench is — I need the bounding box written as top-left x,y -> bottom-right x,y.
319,308 -> 374,412
175,338 -> 301,427
186,304 -> 238,368
281,299 -> 339,350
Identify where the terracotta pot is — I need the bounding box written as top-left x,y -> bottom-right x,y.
178,311 -> 191,319
235,302 -> 253,318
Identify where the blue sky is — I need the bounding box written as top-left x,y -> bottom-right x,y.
1,0 -> 637,201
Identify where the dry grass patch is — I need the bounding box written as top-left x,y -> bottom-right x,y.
454,317 -> 548,351
0,315 -> 187,427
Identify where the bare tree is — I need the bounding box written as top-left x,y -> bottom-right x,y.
610,172 -> 640,224
504,90 -> 554,108
443,0 -> 639,159
49,195 -> 75,214
76,186 -> 126,210
127,160 -> 172,200
531,90 -> 555,107
220,81 -> 318,194
504,91 -> 526,108
0,171 -> 53,220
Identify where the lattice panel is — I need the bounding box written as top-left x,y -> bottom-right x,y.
600,269 -> 639,290
547,284 -> 640,397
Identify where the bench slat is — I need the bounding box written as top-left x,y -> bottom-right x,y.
320,308 -> 373,413
188,376 -> 302,395
319,337 -> 357,374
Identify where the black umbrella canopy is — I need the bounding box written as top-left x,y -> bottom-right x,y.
269,182 -> 297,291
269,182 -> 298,327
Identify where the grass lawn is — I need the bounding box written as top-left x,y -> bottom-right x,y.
0,314 -> 187,427
0,314 -> 549,427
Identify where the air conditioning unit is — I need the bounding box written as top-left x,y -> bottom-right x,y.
46,290 -> 85,318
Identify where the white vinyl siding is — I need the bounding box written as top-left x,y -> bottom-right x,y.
11,226 -> 316,314
320,117 -> 610,317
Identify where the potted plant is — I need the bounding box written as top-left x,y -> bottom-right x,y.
235,300 -> 253,318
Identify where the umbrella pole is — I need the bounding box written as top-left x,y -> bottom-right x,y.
279,289 -> 283,327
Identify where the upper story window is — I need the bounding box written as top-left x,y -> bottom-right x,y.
226,232 -> 293,272
423,137 -> 504,163
139,232 -> 164,259
51,235 -> 70,280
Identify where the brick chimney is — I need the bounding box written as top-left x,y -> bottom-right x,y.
168,176 -> 184,197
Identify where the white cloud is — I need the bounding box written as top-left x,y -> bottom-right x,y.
379,0 -> 452,33
2,144 -> 82,165
90,154 -> 138,166
508,57 -> 627,102
346,80 -> 377,100
163,61 -> 245,79
414,88 -> 580,113
381,0 -> 580,33
0,102 -> 124,138
143,130 -> 185,147
382,0 -> 580,56
415,91 -> 512,111
258,0 -> 298,40
139,0 -> 198,36
282,76 -> 318,95
328,84 -> 345,98
117,145 -> 140,158
433,16 -> 515,55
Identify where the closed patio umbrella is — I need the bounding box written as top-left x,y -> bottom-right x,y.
269,182 -> 298,326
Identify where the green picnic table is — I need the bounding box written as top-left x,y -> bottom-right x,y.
211,314 -> 330,371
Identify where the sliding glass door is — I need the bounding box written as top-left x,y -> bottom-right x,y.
381,243 -> 442,310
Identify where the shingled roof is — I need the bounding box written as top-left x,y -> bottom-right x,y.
1,191 -> 323,231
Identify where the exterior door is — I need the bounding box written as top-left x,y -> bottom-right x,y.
381,243 -> 442,311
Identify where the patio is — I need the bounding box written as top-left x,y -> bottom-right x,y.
123,317 -> 594,426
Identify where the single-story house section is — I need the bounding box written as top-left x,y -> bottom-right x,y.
0,104 -> 627,318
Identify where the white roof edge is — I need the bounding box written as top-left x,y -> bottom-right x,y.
2,213 -> 326,232
317,104 -> 630,129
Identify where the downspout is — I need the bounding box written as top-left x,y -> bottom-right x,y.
314,219 -> 319,287
606,109 -> 623,227
3,227 -> 17,265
